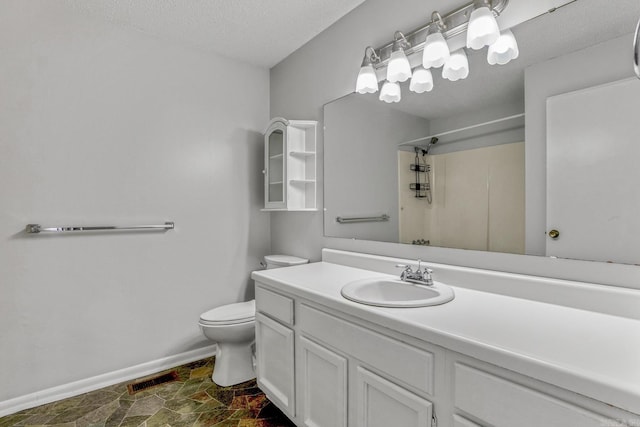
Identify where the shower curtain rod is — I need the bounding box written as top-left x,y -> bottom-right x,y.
399,113 -> 525,147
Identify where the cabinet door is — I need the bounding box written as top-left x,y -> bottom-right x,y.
299,336 -> 348,427
255,313 -> 295,417
356,366 -> 433,427
264,121 -> 287,209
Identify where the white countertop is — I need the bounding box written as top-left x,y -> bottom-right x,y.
252,261 -> 640,415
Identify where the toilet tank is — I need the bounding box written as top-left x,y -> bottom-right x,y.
264,254 -> 309,269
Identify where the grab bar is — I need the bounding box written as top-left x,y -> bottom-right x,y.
336,214 -> 390,224
635,16 -> 640,78
25,222 -> 174,234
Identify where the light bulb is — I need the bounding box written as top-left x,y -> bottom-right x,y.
487,29 -> 519,65
442,50 -> 469,81
356,64 -> 378,94
423,31 -> 450,69
379,81 -> 401,103
387,50 -> 412,83
355,46 -> 380,94
466,5 -> 500,50
410,67 -> 434,93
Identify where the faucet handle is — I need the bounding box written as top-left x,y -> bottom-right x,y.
395,264 -> 412,280
423,268 -> 434,286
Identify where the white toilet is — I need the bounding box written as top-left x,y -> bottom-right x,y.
199,254 -> 308,386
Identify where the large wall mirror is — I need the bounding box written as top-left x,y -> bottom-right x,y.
324,0 -> 640,266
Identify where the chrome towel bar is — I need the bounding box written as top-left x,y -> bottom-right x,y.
336,214 -> 390,224
25,222 -> 174,234
635,15 -> 640,79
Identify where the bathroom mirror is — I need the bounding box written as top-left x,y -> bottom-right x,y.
323,0 -> 640,265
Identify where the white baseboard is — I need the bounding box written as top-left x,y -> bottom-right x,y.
0,344 -> 217,418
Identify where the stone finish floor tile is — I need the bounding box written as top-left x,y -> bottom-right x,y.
0,357 -> 293,427
125,396 -> 165,418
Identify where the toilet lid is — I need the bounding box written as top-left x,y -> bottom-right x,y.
200,300 -> 255,325
265,254 -> 309,266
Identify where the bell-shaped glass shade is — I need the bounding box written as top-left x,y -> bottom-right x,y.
409,67 -> 434,93
487,29 -> 519,65
466,6 -> 500,50
387,49 -> 412,83
442,50 -> 469,81
422,31 -> 450,69
356,64 -> 379,93
379,81 -> 401,103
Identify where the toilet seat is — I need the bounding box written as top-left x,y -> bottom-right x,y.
264,254 -> 309,268
199,300 -> 255,326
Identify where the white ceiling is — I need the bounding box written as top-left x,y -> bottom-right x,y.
61,0 -> 366,68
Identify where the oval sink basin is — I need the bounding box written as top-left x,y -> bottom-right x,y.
341,277 -> 454,308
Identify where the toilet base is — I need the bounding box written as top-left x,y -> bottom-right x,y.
212,342 -> 255,386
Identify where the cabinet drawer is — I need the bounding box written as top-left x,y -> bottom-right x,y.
299,304 -> 434,394
256,285 -> 294,325
454,363 -> 609,427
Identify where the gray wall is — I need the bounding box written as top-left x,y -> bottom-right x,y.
270,0 -> 450,262
324,95 -> 430,242
269,0 -> 640,289
0,2 -> 270,401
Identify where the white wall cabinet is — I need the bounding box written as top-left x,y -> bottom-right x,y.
255,281 -> 635,427
263,117 -> 317,211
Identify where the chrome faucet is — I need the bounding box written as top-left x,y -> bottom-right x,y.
395,259 -> 434,286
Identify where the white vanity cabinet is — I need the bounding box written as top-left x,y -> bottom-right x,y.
255,282 -> 440,427
263,117 -> 317,211
255,280 -> 638,427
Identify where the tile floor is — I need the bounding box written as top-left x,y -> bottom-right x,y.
0,357 -> 295,427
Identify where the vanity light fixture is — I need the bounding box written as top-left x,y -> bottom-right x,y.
379,80 -> 402,103
422,12 -> 450,69
466,0 -> 501,50
410,67 -> 434,93
356,46 -> 381,94
442,49 -> 470,81
387,32 -> 412,83
487,29 -> 519,65
355,0 -> 514,103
